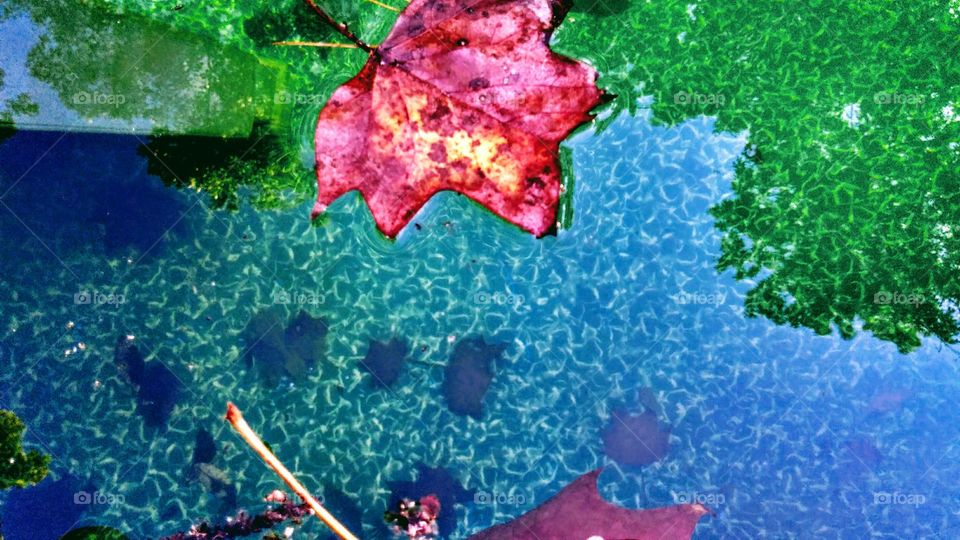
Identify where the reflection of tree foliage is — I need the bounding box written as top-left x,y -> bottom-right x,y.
569,0 -> 630,18
5,94 -> 38,117
0,67 -> 39,125
14,0 -> 272,136
59,526 -> 128,540
0,410 -> 50,490
4,0 -> 387,213
8,0 -> 958,353
557,1 -> 960,351
138,121 -> 309,210
4,0 -> 313,210
242,0 -> 344,49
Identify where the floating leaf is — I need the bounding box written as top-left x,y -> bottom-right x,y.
311,0 -> 604,237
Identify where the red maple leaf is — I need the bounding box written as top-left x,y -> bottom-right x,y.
309,0 -> 603,237
467,469 -> 711,540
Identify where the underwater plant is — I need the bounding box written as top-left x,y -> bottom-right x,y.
0,409 -> 50,490
159,491 -> 312,540
388,463 -> 475,538
384,495 -> 441,540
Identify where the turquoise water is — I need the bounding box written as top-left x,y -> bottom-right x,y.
2,103 -> 960,539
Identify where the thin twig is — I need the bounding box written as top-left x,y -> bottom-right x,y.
225,402 -> 360,540
363,0 -> 402,12
273,41 -> 360,48
302,0 -> 376,54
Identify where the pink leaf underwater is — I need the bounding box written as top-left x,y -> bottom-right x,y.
468,469 -> 710,540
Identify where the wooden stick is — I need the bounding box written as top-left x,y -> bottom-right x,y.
273,41 -> 360,48
225,402 -> 360,540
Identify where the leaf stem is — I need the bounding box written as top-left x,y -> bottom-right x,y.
302,0 -> 377,54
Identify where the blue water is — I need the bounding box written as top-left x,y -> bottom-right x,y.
1,106 -> 960,540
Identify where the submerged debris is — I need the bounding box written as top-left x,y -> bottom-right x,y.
360,337 -> 410,388
601,407 -> 671,467
113,335 -> 181,427
187,427 -> 238,512
241,309 -> 329,385
442,337 -> 507,419
191,428 -> 217,466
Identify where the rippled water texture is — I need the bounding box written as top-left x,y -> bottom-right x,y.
2,103 -> 960,539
